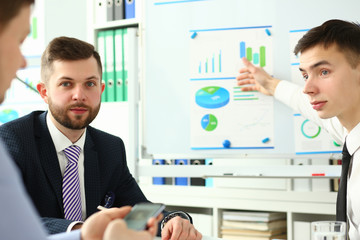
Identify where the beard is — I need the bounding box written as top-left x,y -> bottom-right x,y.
48,98 -> 101,130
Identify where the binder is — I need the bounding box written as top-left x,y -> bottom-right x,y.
105,30 -> 115,102
205,159 -> 213,187
122,28 -> 129,101
330,159 -> 340,192
114,0 -> 124,20
174,159 -> 189,186
152,159 -> 165,185
122,28 -> 138,102
124,0 -> 135,19
164,160 -> 173,185
190,159 -> 205,186
94,0 -> 107,25
106,0 -> 114,21
114,28 -> 124,102
96,31 -> 107,102
293,159 -> 311,191
311,159 -> 331,192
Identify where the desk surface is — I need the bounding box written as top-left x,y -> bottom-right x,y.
155,236 -> 222,240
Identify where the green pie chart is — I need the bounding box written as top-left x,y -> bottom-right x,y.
201,114 -> 218,131
301,119 -> 321,138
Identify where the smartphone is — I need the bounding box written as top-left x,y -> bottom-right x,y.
124,203 -> 165,231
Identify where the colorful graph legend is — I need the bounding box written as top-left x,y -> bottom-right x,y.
233,86 -> 259,101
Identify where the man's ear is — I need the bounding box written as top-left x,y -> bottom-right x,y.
354,62 -> 360,87
37,82 -> 49,104
101,81 -> 105,94
357,62 -> 360,84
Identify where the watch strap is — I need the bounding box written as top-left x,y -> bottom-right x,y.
160,211 -> 193,230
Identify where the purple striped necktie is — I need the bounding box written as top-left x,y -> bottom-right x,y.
62,145 -> 82,221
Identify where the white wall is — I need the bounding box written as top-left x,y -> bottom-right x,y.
44,0 -> 88,45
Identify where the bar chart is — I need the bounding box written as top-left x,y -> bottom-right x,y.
198,50 -> 222,74
190,26 -> 273,80
240,42 -> 266,67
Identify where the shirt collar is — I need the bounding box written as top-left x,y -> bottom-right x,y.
46,112 -> 86,153
345,122 -> 360,156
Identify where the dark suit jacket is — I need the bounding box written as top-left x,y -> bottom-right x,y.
0,111 -> 149,234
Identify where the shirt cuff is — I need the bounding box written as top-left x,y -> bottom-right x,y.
274,80 -> 301,105
66,221 -> 83,233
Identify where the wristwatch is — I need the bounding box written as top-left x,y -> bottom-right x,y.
160,211 -> 193,230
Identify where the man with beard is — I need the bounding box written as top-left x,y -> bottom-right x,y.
0,36 -> 202,240
0,1 -> 161,239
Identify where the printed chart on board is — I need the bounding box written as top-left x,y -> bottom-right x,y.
190,26 -> 274,150
289,29 -> 342,154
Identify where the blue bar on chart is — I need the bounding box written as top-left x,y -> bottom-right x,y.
212,54 -> 214,73
219,50 -> 222,72
240,41 -> 246,59
198,50 -> 222,74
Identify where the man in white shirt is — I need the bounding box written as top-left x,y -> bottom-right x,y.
237,19 -> 360,239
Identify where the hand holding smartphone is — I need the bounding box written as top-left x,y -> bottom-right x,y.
124,203 -> 165,231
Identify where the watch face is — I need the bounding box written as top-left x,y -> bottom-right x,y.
161,211 -> 191,229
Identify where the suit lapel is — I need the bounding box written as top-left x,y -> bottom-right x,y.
84,130 -> 102,217
35,112 -> 64,213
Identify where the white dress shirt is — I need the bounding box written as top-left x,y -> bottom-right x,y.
274,80 -> 345,144
46,114 -> 87,229
274,80 -> 360,239
346,123 -> 360,239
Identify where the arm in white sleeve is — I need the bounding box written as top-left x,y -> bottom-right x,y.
66,221 -> 83,232
274,80 -> 346,144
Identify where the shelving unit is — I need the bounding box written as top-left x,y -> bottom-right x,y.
87,0 -> 142,176
137,157 -> 340,239
139,184 -> 337,239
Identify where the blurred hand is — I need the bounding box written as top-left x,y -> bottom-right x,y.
81,206 -> 162,240
81,206 -> 132,240
103,218 -> 156,240
161,216 -> 202,240
236,57 -> 280,96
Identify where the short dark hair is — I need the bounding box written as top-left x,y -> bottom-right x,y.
0,0 -> 34,32
41,36 -> 102,83
294,19 -> 360,68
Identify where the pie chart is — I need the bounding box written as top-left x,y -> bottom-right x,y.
301,119 -> 321,138
201,114 -> 218,131
0,109 -> 19,124
195,86 -> 229,109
